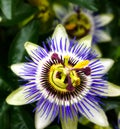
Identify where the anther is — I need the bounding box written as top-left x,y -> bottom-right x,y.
82,67 -> 91,75
51,53 -> 61,63
73,60 -> 89,69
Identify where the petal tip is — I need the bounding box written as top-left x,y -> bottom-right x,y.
78,34 -> 92,47
102,119 -> 109,127
52,24 -> 69,45
35,110 -> 54,129
6,87 -> 27,106
104,33 -> 112,42
100,58 -> 114,73
97,14 -> 114,27
107,14 -> 114,23
56,24 -> 65,28
24,41 -> 29,47
6,96 -> 11,105
107,82 -> 120,97
24,42 -> 39,59
10,63 -> 24,76
107,58 -> 115,67
93,111 -> 109,127
10,64 -> 19,71
97,30 -> 112,42
10,64 -> 15,72
54,24 -> 67,35
24,41 -> 33,49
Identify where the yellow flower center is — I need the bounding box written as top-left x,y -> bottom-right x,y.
64,12 -> 91,39
49,54 -> 89,92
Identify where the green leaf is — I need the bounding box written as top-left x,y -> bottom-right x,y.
0,102 -> 10,129
1,2 -> 37,26
0,0 -> 13,19
0,66 -> 12,92
8,20 -> 39,65
112,46 -> 120,58
45,125 -> 60,129
65,0 -> 98,11
11,107 -> 35,129
103,97 -> 120,111
108,58 -> 120,85
78,122 -> 91,129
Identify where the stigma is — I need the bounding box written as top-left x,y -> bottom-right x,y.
49,53 -> 90,92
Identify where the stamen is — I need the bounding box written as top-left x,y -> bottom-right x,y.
64,55 -> 70,66
82,67 -> 91,75
71,67 -> 91,76
73,60 -> 89,69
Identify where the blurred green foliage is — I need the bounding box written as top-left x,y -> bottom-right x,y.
0,0 -> 120,129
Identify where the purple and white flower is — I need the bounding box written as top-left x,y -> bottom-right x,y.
6,24 -> 120,129
53,4 -> 113,44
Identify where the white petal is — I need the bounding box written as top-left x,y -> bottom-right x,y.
95,14 -> 114,27
6,87 -> 27,105
79,102 -> 109,126
11,63 -> 24,76
53,4 -> 68,19
52,24 -> 70,51
24,42 -> 39,59
78,35 -> 92,48
107,82 -> 120,97
24,42 -> 48,63
100,58 -> 114,73
11,63 -> 35,80
35,109 -> 57,129
95,30 -> 111,42
92,45 -> 102,57
61,117 -> 78,129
